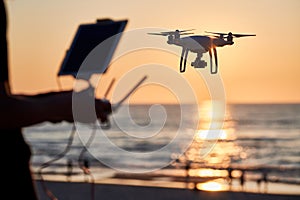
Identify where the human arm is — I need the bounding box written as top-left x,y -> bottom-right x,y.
0,89 -> 111,129
0,1 -> 111,129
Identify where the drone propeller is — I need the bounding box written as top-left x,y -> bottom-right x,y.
148,29 -> 195,36
160,29 -> 195,34
205,31 -> 226,36
147,32 -> 170,36
205,31 -> 256,38
230,33 -> 256,38
179,32 -> 194,35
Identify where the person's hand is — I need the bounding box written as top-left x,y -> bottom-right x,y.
95,98 -> 112,124
49,96 -> 112,125
72,88 -> 112,125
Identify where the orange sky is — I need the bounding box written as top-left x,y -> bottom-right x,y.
5,0 -> 300,104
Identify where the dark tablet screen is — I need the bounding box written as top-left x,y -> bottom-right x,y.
58,19 -> 128,78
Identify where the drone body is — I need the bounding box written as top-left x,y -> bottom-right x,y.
148,30 -> 256,74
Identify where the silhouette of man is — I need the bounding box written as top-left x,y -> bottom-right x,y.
185,160 -> 191,188
227,167 -> 233,184
83,158 -> 91,182
240,170 -> 245,191
0,1 -> 111,199
256,177 -> 262,193
66,159 -> 73,182
262,170 -> 268,193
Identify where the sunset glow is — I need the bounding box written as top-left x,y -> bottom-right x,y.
5,0 -> 300,104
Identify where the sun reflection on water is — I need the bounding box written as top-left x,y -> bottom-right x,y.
182,101 -> 243,167
196,130 -> 229,140
196,179 -> 229,192
188,168 -> 228,177
175,101 -> 246,189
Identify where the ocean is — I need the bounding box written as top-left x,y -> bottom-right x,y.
23,103 -> 300,186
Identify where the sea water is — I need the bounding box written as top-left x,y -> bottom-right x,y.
23,103 -> 300,185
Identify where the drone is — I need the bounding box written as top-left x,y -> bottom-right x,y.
148,29 -> 256,74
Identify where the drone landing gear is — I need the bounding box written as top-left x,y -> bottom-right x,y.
208,47 -> 218,74
180,48 -> 189,73
180,49 -> 218,74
